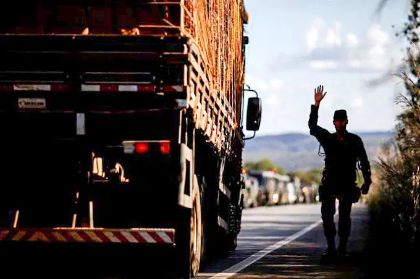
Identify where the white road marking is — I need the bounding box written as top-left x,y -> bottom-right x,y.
206,219 -> 323,279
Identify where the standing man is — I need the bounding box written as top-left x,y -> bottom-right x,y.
308,85 -> 372,263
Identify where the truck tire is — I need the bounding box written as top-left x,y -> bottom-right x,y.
217,232 -> 238,258
226,233 -> 238,251
190,176 -> 203,277
176,175 -> 203,279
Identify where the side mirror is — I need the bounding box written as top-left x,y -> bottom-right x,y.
246,97 -> 262,131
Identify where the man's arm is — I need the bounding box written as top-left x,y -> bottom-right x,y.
308,85 -> 330,143
356,136 -> 372,194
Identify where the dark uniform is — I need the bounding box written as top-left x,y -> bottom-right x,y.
308,105 -> 372,253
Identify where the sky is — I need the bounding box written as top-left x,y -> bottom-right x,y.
243,0 -> 410,136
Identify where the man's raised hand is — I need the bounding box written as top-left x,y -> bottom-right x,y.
314,85 -> 327,106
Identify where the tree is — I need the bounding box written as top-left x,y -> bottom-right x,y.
375,0 -> 419,41
286,168 -> 323,185
369,1 -> 420,276
351,2 -> 420,276
244,159 -> 285,174
305,168 -> 322,184
273,166 -> 285,174
372,0 -> 420,212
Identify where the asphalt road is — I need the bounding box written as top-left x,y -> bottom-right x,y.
198,203 -> 368,279
2,203 -> 369,279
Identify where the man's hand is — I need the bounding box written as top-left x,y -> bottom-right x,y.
361,183 -> 370,195
314,85 -> 327,106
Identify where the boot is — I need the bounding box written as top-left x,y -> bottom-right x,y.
337,237 -> 348,262
320,237 -> 337,265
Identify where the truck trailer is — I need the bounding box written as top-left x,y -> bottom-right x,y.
0,1 -> 262,278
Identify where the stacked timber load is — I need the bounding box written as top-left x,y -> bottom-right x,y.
184,0 -> 248,130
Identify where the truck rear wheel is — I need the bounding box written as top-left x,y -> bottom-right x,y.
227,233 -> 238,251
190,176 -> 202,277
176,175 -> 203,279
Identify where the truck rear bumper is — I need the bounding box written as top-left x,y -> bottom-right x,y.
0,227 -> 175,246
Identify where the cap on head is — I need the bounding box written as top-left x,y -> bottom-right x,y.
334,109 -> 347,121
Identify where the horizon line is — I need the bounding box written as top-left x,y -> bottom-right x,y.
250,129 -> 395,137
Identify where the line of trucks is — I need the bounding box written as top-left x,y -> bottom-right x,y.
241,170 -> 320,209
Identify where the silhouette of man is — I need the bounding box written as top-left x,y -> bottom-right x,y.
308,85 -> 372,263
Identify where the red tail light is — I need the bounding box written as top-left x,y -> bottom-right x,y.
100,85 -> 119,92
0,84 -> 13,91
51,84 -> 71,91
160,141 -> 171,154
135,142 -> 149,154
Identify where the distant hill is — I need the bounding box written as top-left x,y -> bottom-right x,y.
243,131 -> 394,172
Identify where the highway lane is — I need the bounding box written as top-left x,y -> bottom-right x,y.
2,203 -> 369,279
198,204 -> 323,278
199,203 -> 368,279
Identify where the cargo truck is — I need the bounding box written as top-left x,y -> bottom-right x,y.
0,1 -> 262,278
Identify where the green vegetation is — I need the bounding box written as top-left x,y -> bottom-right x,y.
363,1 -> 420,277
287,168 -> 323,185
244,158 -> 286,174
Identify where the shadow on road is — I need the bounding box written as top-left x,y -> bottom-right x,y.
232,232 -> 366,278
231,205 -> 369,279
1,243 -> 184,279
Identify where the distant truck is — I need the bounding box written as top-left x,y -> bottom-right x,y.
277,174 -> 291,205
248,170 -> 281,206
241,170 -> 262,208
287,181 -> 298,204
0,1 -> 261,278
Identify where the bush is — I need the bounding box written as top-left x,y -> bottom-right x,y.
366,50 -> 420,278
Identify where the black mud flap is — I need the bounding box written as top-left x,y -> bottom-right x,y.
175,207 -> 192,279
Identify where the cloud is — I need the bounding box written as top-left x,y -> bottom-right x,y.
245,75 -> 282,106
306,17 -> 326,50
271,19 -> 404,73
367,24 -> 389,45
246,75 -> 268,92
243,71 -> 399,136
309,60 -> 338,70
304,21 -> 400,72
346,34 -> 358,47
325,22 -> 342,47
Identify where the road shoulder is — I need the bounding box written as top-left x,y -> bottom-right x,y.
232,203 -> 369,279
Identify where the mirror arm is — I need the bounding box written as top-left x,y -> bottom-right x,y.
244,84 -> 259,98
244,131 -> 256,141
